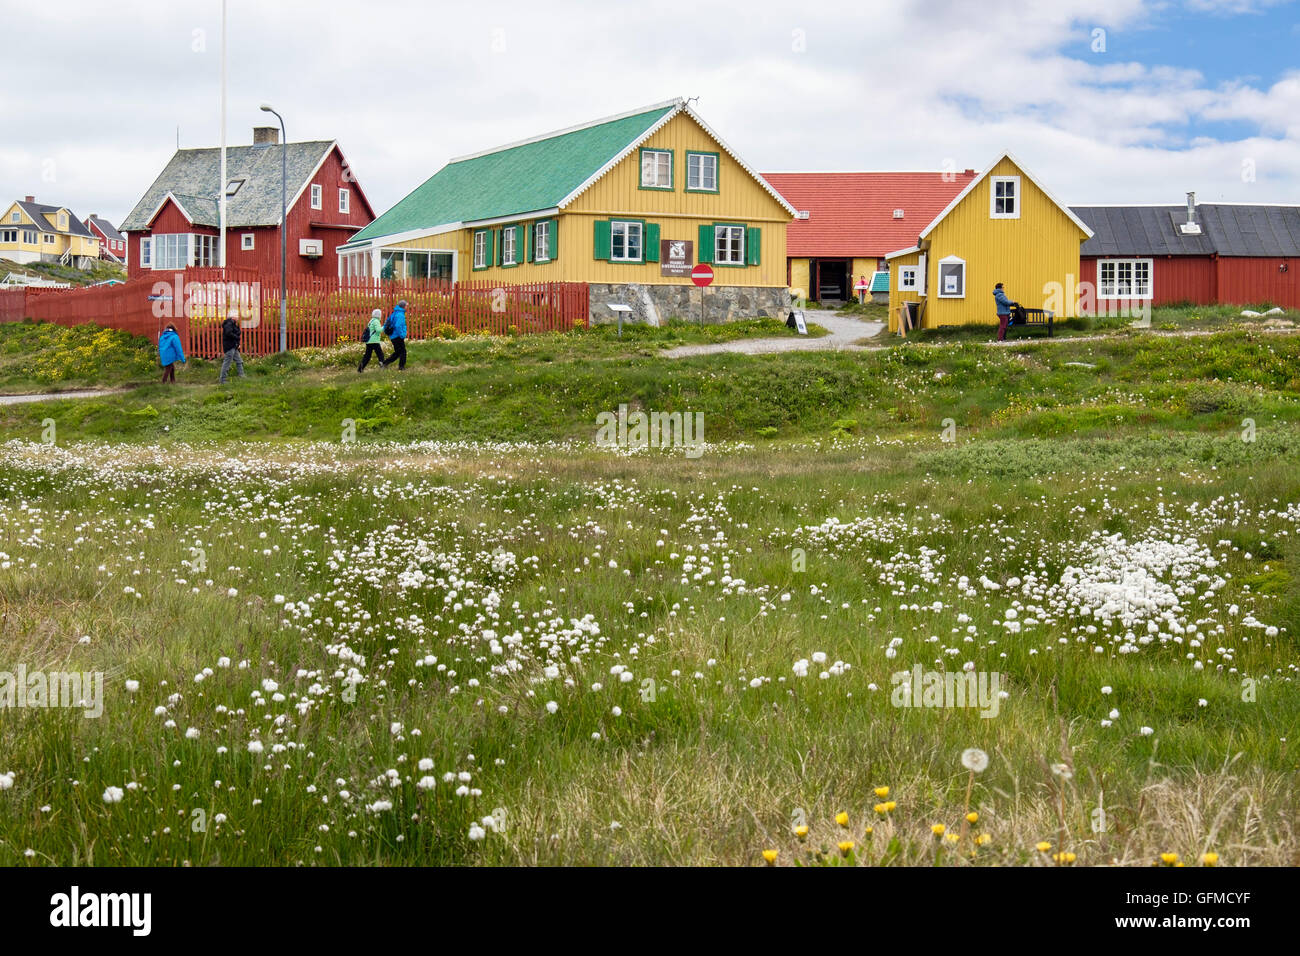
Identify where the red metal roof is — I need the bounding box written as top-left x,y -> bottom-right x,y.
764,171 -> 977,258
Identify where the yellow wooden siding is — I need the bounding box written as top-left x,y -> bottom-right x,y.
886,249 -> 923,331
887,157 -> 1086,330
788,258 -> 810,297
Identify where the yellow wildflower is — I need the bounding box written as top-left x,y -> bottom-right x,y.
1159,852 -> 1179,866
965,812 -> 979,824
794,825 -> 809,841
1201,852 -> 1219,866
838,840 -> 855,857
975,833 -> 992,846
1035,841 -> 1052,852
931,824 -> 946,836
835,811 -> 850,828
762,849 -> 779,865
874,786 -> 889,798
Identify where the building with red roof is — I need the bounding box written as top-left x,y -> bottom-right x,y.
764,170 -> 976,302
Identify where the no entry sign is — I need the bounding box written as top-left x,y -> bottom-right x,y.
691,263 -> 715,288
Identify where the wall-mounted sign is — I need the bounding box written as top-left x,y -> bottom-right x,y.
661,239 -> 693,277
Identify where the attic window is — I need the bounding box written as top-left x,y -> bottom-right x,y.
225,179 -> 244,197
892,209 -> 904,219
990,176 -> 1020,219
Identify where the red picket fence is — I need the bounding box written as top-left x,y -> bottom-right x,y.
0,269 -> 590,358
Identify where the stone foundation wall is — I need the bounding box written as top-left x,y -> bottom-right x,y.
588,283 -> 792,326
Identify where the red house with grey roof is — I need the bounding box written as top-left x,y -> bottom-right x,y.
119,126 -> 375,280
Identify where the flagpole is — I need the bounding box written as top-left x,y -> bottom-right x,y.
218,0 -> 227,268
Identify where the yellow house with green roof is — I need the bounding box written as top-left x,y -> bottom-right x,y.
339,98 -> 795,323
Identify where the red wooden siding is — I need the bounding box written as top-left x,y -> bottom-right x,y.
1216,257 -> 1300,308
1082,255 -> 1300,312
1,269 -> 588,358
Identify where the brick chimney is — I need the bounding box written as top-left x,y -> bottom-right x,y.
24,195 -> 34,203
253,126 -> 279,145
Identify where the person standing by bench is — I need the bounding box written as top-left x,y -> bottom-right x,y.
993,283 -> 1017,342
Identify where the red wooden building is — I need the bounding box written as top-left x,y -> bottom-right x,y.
84,214 -> 127,263
1072,194 -> 1300,313
120,127 -> 375,280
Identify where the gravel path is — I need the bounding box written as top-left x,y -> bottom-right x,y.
661,309 -> 884,357
0,389 -> 121,406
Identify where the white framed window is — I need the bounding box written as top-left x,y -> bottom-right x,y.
338,188 -> 350,214
140,236 -> 152,267
640,149 -> 672,189
310,184 -> 322,210
534,221 -> 550,263
898,265 -> 919,291
990,176 -> 1020,218
687,152 -> 718,192
9,211 -> 18,223
193,234 -> 218,267
241,233 -> 255,250
44,234 -> 55,244
502,226 -> 518,266
1,229 -> 16,243
714,224 -> 745,265
473,230 -> 487,269
610,220 -> 643,262
1097,258 -> 1153,299
153,233 -> 187,269
936,255 -> 966,298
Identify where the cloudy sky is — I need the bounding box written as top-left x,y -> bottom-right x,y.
4,0 -> 1298,226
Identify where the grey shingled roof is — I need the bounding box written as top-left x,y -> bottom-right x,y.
86,215 -> 125,242
120,141 -> 335,232
15,201 -> 94,238
1073,204 -> 1300,257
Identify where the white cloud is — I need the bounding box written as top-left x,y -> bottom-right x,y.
2,0 -> 1297,224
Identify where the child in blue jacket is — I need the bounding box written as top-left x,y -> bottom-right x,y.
158,324 -> 186,384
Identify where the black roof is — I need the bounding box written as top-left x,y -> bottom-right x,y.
1073,203 -> 1300,257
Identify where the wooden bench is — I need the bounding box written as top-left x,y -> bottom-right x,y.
1010,306 -> 1054,337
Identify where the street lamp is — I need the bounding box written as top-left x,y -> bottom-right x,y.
260,103 -> 287,353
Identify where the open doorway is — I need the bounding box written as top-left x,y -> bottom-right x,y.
811,258 -> 850,302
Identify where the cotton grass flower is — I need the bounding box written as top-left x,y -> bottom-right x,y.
102,786 -> 124,804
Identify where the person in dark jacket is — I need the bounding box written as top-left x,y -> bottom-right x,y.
381,300 -> 408,370
993,283 -> 1017,341
158,324 -> 186,384
358,308 -> 386,372
219,316 -> 245,383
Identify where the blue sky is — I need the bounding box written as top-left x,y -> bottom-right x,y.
3,0 -> 1299,222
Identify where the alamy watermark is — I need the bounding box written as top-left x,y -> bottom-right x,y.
0,666 -> 103,718
595,404 -> 704,458
891,664 -> 1004,718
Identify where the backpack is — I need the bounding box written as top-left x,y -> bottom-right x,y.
383,314 -> 395,338
360,320 -> 370,341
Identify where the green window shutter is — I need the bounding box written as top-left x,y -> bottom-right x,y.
746,226 -> 761,266
496,228 -> 504,267
645,223 -> 660,262
593,219 -> 611,260
484,229 -> 495,267
548,220 -> 558,262
523,223 -> 532,264
697,224 -> 714,264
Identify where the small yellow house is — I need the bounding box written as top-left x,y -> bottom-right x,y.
340,98 -> 795,323
885,153 -> 1093,332
0,197 -> 100,266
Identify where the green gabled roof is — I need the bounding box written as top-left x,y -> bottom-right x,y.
350,103 -> 680,244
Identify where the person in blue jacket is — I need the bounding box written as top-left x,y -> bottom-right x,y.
381,300 -> 408,370
993,283 -> 1018,341
158,323 -> 186,384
